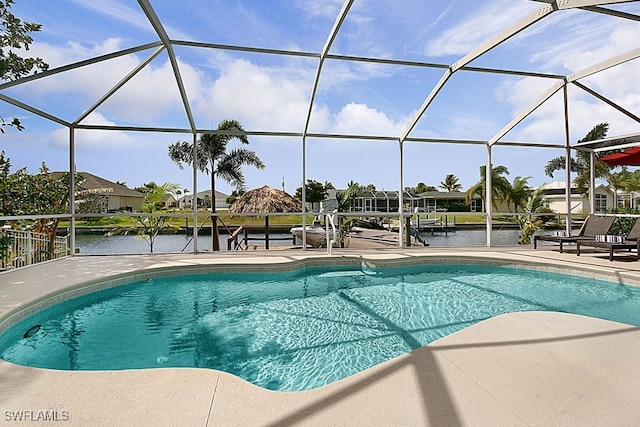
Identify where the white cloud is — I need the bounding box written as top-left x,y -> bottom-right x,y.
528,21 -> 639,73
196,59 -> 314,131
31,38 -> 126,69
188,57 -> 411,138
101,57 -> 197,123
293,0 -> 344,20
331,103 -> 409,136
69,0 -> 152,34
581,61 -> 640,119
496,76 -> 554,109
50,112 -> 138,149
16,39 -> 203,125
425,0 -> 537,57
496,17 -> 640,144
502,81 -> 640,144
320,60 -> 399,89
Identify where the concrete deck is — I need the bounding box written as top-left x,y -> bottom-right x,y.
1,246 -> 639,426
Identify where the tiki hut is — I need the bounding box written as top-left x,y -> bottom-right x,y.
229,185 -> 302,214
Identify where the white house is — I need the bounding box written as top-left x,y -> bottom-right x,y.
177,190 -> 229,210
540,181 -> 613,214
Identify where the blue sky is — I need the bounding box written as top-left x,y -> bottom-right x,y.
1,0 -> 639,196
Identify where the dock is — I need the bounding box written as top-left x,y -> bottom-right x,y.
413,223 -> 456,234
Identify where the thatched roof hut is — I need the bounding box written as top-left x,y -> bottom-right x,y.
229,185 -> 302,214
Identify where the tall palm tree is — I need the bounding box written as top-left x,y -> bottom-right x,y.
168,119 -> 265,250
439,174 -> 462,192
544,123 -> 611,191
465,165 -> 512,209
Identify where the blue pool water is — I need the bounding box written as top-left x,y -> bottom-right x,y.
1,264 -> 640,391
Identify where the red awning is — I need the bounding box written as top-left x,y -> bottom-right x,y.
600,146 -> 640,166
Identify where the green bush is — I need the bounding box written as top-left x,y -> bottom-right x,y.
607,207 -> 640,235
0,232 -> 11,259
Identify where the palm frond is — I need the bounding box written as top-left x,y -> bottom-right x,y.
578,122 -> 609,143
167,141 -> 194,170
217,162 -> 245,189
544,156 -> 566,177
226,147 -> 266,169
217,119 -> 249,141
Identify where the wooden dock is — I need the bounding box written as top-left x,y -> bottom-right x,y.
239,228 -> 424,250
414,224 -> 455,234
345,228 -> 425,248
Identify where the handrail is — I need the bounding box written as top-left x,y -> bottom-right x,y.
180,214 -> 210,252
409,226 -> 428,246
325,210 -> 338,255
180,213 -> 239,252
217,215 -> 234,236
227,226 -> 246,251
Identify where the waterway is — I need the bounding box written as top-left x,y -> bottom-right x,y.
74,228 -> 524,255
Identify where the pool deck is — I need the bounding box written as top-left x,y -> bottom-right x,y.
1,246 -> 640,426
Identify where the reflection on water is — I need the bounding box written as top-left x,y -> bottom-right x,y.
74,229 -> 523,255
422,228 -> 521,247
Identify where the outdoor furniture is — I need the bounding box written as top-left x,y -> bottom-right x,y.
576,217 -> 640,261
533,215 -> 616,253
576,239 -> 640,261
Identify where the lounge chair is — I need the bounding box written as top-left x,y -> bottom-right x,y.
576,217 -> 640,261
533,215 -> 616,253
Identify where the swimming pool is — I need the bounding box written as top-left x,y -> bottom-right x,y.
1,262 -> 639,391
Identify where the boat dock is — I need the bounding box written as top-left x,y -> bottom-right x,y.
413,223 -> 456,234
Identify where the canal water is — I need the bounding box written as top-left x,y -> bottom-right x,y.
74,228 -> 524,255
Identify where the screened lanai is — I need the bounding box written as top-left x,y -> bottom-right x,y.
1,0 -> 639,253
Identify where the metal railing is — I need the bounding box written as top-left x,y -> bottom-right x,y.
325,210 -> 338,255
0,229 -> 70,271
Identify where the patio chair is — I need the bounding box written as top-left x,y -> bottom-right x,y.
533,215 -> 616,253
576,217 -> 640,261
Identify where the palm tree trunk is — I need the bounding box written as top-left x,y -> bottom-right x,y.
211,173 -> 220,251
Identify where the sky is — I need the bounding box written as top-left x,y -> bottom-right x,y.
1,0 -> 639,197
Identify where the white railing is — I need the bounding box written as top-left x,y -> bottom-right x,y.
0,229 -> 69,271
325,210 -> 338,255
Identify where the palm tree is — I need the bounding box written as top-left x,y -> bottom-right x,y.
605,168 -> 630,209
439,174 -> 462,192
334,181 -> 368,245
107,182 -> 180,253
510,176 -> 533,212
168,119 -> 265,250
515,186 -> 550,244
465,165 -> 512,209
621,169 -> 640,192
336,181 -> 366,212
406,182 -> 436,195
544,123 -> 611,191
